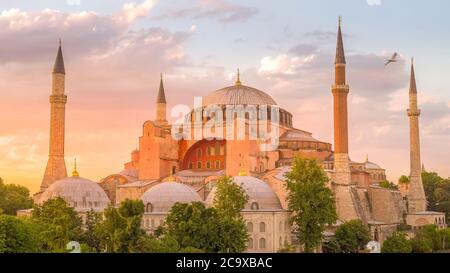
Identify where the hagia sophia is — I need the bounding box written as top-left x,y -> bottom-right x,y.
24,19 -> 446,253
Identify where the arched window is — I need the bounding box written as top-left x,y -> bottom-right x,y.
146,203 -> 153,213
206,161 -> 211,169
247,222 -> 253,232
189,162 -> 193,169
248,238 -> 254,249
197,161 -> 202,169
197,149 -> 202,158
251,202 -> 259,210
259,222 -> 266,232
259,238 -> 266,249
279,221 -> 282,232
215,161 -> 221,169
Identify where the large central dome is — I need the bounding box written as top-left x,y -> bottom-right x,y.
202,84 -> 277,106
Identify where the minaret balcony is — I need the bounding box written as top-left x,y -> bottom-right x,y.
50,95 -> 68,104
332,84 -> 349,93
407,109 -> 421,117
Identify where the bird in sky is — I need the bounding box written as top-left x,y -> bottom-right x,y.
385,52 -> 398,66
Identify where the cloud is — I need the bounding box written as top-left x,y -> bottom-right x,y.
67,0 -> 81,6
154,0 -> 258,23
118,0 -> 156,23
258,54 -> 316,76
367,0 -> 382,6
0,1 -> 158,64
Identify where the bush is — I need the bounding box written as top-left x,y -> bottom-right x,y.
381,232 -> 412,253
334,220 -> 371,253
411,225 -> 442,253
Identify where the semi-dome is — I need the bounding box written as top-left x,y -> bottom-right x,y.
202,84 -> 277,106
365,161 -> 383,170
39,175 -> 110,212
206,176 -> 283,211
141,182 -> 202,213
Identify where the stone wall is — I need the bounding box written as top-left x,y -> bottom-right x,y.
368,186 -> 406,224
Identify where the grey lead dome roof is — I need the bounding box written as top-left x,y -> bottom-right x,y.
141,182 -> 202,213
206,176 -> 283,211
39,176 -> 110,212
202,85 -> 277,106
365,161 -> 383,170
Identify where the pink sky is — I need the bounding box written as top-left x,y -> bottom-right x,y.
0,1 -> 449,193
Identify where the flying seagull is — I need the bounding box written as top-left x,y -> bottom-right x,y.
385,52 -> 398,66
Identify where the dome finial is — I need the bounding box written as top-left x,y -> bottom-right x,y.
366,154 -> 369,162
72,158 -> 79,177
236,68 -> 242,86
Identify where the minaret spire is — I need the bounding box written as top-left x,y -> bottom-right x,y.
157,73 -> 166,103
53,39 -> 66,74
407,58 -> 427,212
409,58 -> 417,94
336,16 -> 346,65
39,40 -> 68,193
155,73 -> 168,126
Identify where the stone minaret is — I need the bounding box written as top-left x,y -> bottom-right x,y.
407,59 -> 427,212
331,18 -> 359,221
332,17 -> 351,184
155,73 -> 168,126
40,41 -> 68,192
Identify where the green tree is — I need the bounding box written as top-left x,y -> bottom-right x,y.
81,210 -> 103,252
284,156 -> 337,252
0,215 -> 40,253
379,180 -> 399,190
213,176 -> 248,217
212,176 -> 249,253
95,199 -> 146,253
398,175 -> 410,184
0,179 -> 34,215
438,228 -> 450,250
163,201 -> 247,253
164,202 -> 218,252
422,172 -> 443,211
322,238 -> 342,253
381,232 -> 412,253
422,172 -> 450,221
31,197 -> 83,252
334,220 -> 371,253
411,225 -> 442,253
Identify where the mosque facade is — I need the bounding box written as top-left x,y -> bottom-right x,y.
31,19 -> 446,252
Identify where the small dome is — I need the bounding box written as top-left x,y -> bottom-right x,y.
39,176 -> 110,212
206,176 -> 282,211
202,85 -> 277,106
365,161 -> 383,170
141,182 -> 202,213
